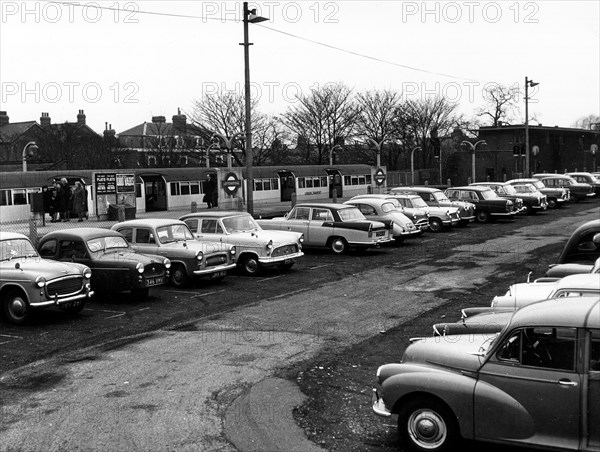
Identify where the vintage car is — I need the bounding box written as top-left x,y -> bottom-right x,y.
391,186 -> 476,226
509,182 -> 548,213
179,211 -> 304,276
507,177 -> 570,209
391,193 -> 460,232
255,203 -> 394,254
373,296 -> 600,452
470,182 -> 534,214
1,231 -> 93,324
111,219 -> 236,287
532,173 -> 595,202
38,228 -> 170,300
343,198 -> 422,242
444,186 -> 516,223
547,219 -> 600,277
349,194 -> 429,231
567,172 -> 600,196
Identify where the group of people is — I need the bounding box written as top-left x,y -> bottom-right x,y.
47,178 -> 88,222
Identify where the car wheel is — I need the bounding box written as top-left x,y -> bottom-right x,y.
475,210 -> 490,223
329,237 -> 348,255
398,398 -> 459,452
429,218 -> 443,232
131,288 -> 149,301
241,254 -> 261,276
170,264 -> 190,288
547,198 -> 557,209
279,262 -> 295,271
59,302 -> 86,315
2,289 -> 31,324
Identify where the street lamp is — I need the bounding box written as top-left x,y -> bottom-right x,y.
22,141 -> 38,172
410,147 -> 422,185
366,138 -> 387,168
525,76 -> 539,177
212,133 -> 243,171
242,1 -> 268,216
462,140 -> 487,183
329,144 -> 343,165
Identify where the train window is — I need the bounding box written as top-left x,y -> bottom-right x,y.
190,183 -> 200,195
0,190 -> 12,206
13,189 -> 27,205
255,180 -> 264,191
170,183 -> 180,196
263,180 -> 271,190
181,183 -> 190,195
298,178 -> 306,189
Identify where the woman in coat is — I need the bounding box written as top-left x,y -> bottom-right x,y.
73,181 -> 87,222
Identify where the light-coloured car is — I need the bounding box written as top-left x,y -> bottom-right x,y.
1,231 -> 93,324
179,211 -> 304,276
391,193 -> 460,232
112,219 -> 236,287
256,203 -> 393,254
349,194 -> 430,231
373,296 -> 600,452
344,198 -> 422,243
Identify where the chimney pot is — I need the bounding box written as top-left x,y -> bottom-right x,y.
0,111 -> 9,127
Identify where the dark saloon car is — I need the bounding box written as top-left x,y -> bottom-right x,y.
547,219 -> 600,277
507,177 -> 570,209
471,182 -> 541,214
567,172 -> 600,196
533,173 -> 595,202
444,186 -> 516,222
1,231 -> 93,324
38,228 -> 170,300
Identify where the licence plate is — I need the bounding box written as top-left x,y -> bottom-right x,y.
145,277 -> 164,287
284,258 -> 293,264
211,271 -> 226,279
60,300 -> 82,308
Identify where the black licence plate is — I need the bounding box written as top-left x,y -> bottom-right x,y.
145,277 -> 164,287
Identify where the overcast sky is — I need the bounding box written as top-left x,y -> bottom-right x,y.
1,1 -> 598,134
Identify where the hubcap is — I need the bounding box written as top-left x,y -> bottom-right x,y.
408,409 -> 447,449
332,240 -> 345,253
10,297 -> 26,318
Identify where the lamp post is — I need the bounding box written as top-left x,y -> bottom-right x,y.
525,77 -> 539,177
242,2 -> 268,216
462,140 -> 487,183
329,144 -> 343,165
366,138 -> 387,168
22,141 -> 38,172
591,144 -> 598,173
410,146 -> 422,185
212,133 -> 243,171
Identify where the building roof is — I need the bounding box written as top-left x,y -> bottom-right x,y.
0,121 -> 39,142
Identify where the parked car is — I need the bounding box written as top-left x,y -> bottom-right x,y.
547,219 -> 600,277
566,171 -> 600,196
349,194 -> 429,231
470,182 -> 537,214
111,219 -> 236,287
179,211 -> 304,276
391,193 -> 460,232
255,203 -> 394,254
391,186 -> 476,226
444,186 -> 516,222
532,173 -> 595,202
509,182 -> 548,213
507,177 -> 570,209
38,228 -> 170,300
372,296 -> 600,452
1,231 -> 93,324
343,198 -> 422,242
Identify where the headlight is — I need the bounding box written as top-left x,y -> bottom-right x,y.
266,240 -> 273,250
83,267 -> 92,279
195,250 -> 203,261
136,263 -> 144,274
34,276 -> 46,288
163,258 -> 171,269
445,210 -> 451,219
299,234 -> 304,244
230,246 -> 237,256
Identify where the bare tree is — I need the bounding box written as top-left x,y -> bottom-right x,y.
477,84 -> 519,126
573,114 -> 600,130
252,115 -> 290,165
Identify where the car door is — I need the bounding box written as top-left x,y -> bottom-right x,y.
283,207 -> 311,242
195,219 -> 228,244
58,239 -> 110,288
475,326 -> 581,450
587,329 -> 600,449
308,207 -> 334,245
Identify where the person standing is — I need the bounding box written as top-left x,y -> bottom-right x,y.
59,178 -> 71,222
205,174 -> 216,209
73,181 -> 87,222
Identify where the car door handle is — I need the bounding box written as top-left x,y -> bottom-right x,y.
558,379 -> 578,387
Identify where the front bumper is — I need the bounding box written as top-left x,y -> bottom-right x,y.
372,388 -> 392,417
259,251 -> 304,265
31,286 -> 94,308
491,211 -> 517,217
193,262 -> 237,276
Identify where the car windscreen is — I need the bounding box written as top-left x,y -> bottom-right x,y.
0,238 -> 39,261
87,236 -> 130,253
433,192 -> 450,203
481,190 -> 499,200
381,202 -> 396,213
409,197 -> 429,208
223,215 -> 259,233
502,185 -> 518,195
514,184 -> 535,193
338,207 -> 367,221
156,224 -> 195,243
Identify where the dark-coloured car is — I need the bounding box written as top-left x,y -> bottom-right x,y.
567,172 -> 600,196
533,173 -> 595,202
1,231 -> 93,324
547,219 -> 600,277
372,296 -> 600,452
506,177 -> 570,209
471,182 -> 541,214
510,182 -> 548,213
390,186 -> 476,227
444,186 -> 516,223
38,228 -> 170,300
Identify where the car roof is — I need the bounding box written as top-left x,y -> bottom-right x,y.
41,227 -> 122,241
345,198 -> 395,207
180,211 -> 250,220
0,231 -> 29,241
506,178 -> 541,184
566,172 -> 593,176
391,186 -> 441,193
509,296 -> 599,330
533,174 -> 571,179
113,218 -> 186,228
556,273 -> 600,290
471,182 -> 508,186
447,186 -> 490,192
294,203 -> 356,210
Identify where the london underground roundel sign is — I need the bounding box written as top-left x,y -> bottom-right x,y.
374,168 -> 386,186
223,172 -> 241,196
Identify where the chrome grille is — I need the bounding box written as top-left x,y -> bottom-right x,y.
272,244 -> 298,258
46,276 -> 84,298
143,264 -> 165,278
206,254 -> 228,267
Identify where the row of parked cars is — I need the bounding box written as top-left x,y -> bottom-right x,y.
372,218 -> 600,452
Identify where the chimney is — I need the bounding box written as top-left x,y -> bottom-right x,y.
103,122 -> 116,139
0,111 -> 9,127
172,107 -> 187,135
77,109 -> 86,125
40,112 -> 51,127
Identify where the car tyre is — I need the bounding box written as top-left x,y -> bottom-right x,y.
241,254 -> 261,276
329,236 -> 348,255
475,210 -> 490,223
429,218 -> 443,232
398,397 -> 460,452
170,264 -> 190,287
547,198 -> 557,209
2,289 -> 31,324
